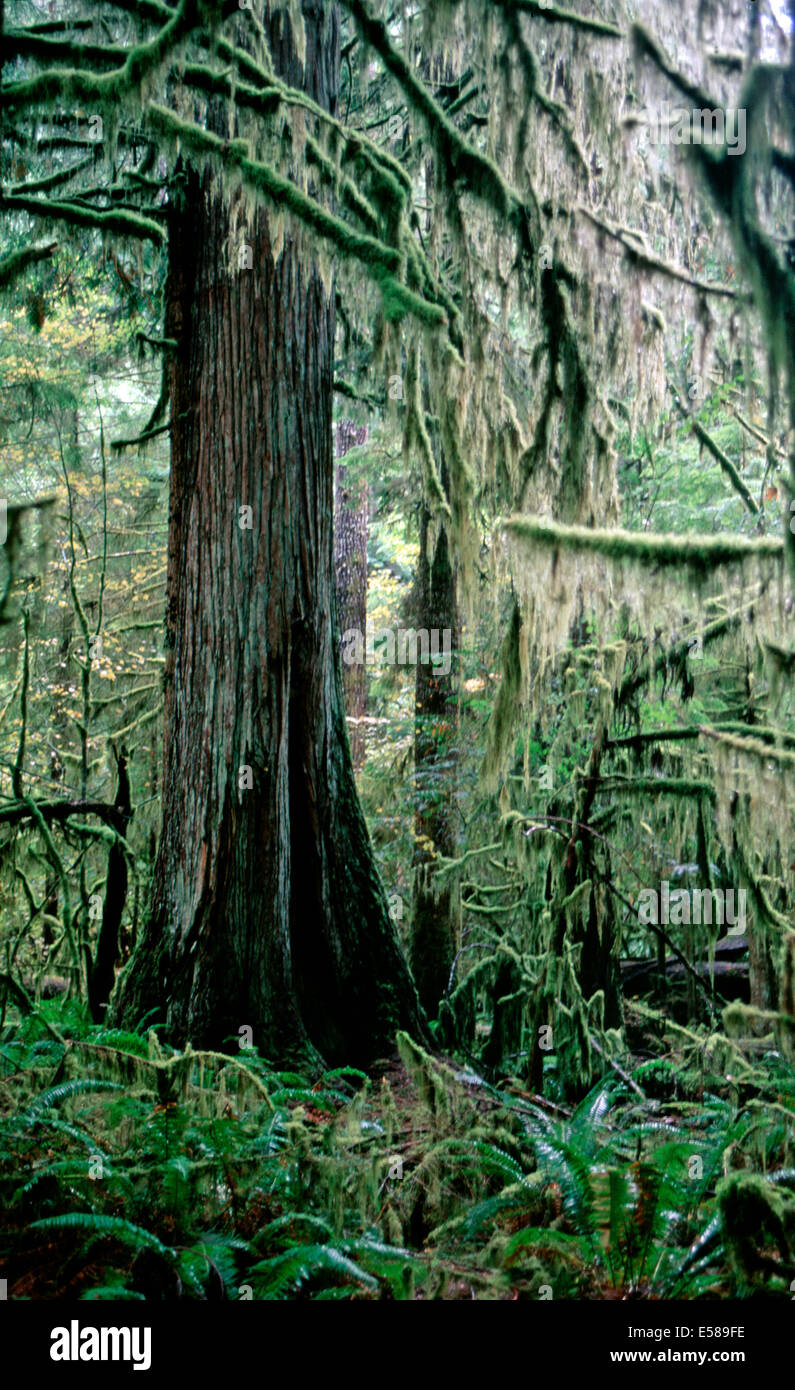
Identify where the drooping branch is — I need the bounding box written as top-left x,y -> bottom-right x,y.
0,239 -> 57,290
687,417 -> 759,517
340,0 -> 541,256
490,0 -> 622,40
577,206 -> 740,301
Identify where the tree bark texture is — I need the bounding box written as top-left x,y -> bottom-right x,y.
111,3 -> 426,1064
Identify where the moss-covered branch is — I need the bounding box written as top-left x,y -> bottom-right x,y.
212,39 -> 412,200
0,0 -> 211,111
334,378 -> 384,409
111,422 -> 170,453
698,724 -> 795,770
608,722 -> 795,753
340,0 -> 539,252
732,408 -> 786,461
577,206 -> 738,300
491,0 -> 622,39
10,155 -> 93,198
134,333 -> 178,353
0,798 -> 128,832
177,58 -> 432,299
0,239 -> 57,290
145,104 -> 446,327
669,388 -> 759,517
4,29 -> 130,69
504,515 -> 784,570
631,23 -> 717,112
600,775 -> 717,803
0,193 -> 165,243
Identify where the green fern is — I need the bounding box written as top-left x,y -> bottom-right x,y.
247,1243 -> 378,1299
29,1212 -> 175,1258
23,1079 -> 124,1120
80,1285 -> 147,1300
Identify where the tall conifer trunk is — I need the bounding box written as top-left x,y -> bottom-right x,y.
111,2 -> 425,1064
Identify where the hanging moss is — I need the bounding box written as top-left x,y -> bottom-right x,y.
404,339 -> 453,517
482,601 -> 526,792
700,724 -> 795,770
600,775 -> 717,803
145,105 -> 447,327
341,0 -> 541,257
396,1032 -> 454,1128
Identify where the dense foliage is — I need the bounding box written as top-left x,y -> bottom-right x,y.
2,1004 -> 795,1299
2,0 -> 794,1299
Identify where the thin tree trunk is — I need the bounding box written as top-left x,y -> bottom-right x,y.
409,504 -> 460,1016
88,747 -> 131,1022
111,3 -> 425,1065
334,420 -> 368,770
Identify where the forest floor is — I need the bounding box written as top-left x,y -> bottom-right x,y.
1,999 -> 792,1300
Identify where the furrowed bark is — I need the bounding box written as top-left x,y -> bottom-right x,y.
110,2 -> 426,1065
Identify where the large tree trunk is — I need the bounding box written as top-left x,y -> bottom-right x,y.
111,2 -> 425,1066
334,420 -> 368,770
409,504 -> 460,1016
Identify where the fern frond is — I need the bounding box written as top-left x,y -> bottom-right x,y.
23,1079 -> 124,1120
80,1285 -> 147,1300
248,1243 -> 378,1299
30,1212 -> 175,1258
